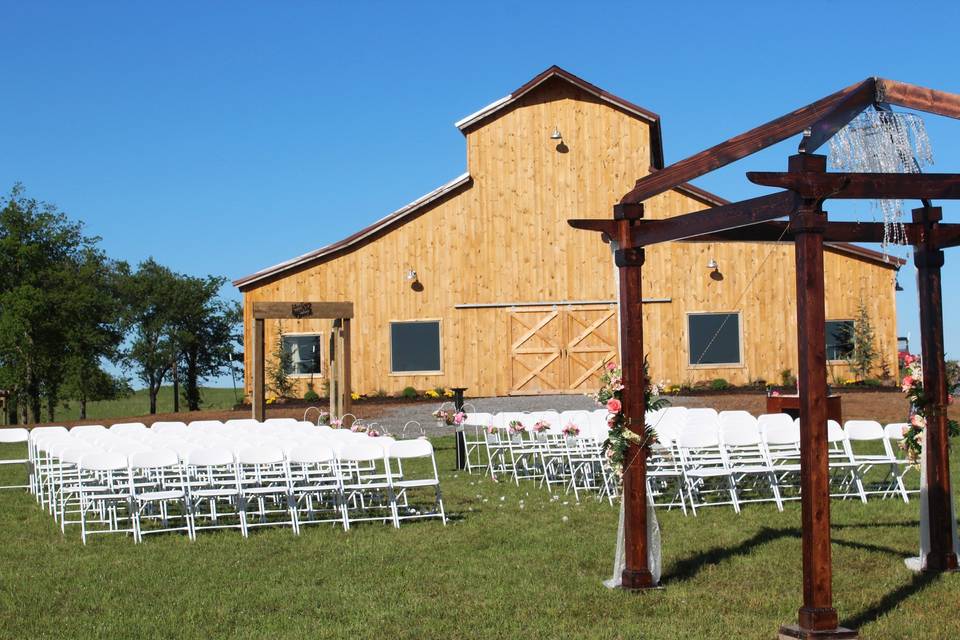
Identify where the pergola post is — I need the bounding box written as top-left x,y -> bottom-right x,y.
780,154 -> 856,640
614,208 -> 655,590
253,317 -> 265,422
912,205 -> 959,573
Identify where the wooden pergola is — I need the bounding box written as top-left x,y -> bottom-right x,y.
570,77 -> 960,639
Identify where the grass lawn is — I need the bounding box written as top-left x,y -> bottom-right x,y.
51,387 -> 241,423
0,437 -> 958,639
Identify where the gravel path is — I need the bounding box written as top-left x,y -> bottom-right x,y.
357,394 -> 727,436
363,394 -> 600,436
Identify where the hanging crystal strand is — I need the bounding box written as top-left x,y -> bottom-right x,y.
828,106 -> 934,254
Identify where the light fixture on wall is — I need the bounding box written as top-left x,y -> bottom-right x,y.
707,258 -> 723,281
405,267 -> 423,292
405,268 -> 418,282
550,127 -> 562,141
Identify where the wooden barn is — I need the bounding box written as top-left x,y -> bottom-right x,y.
234,66 -> 901,399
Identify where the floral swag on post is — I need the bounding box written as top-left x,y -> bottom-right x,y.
595,357 -> 669,479
900,354 -> 958,465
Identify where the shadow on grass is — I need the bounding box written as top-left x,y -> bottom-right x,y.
663,523 -> 942,631
664,526 -> 798,583
842,571 -> 941,630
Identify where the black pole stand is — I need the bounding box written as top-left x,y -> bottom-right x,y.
452,387 -> 468,470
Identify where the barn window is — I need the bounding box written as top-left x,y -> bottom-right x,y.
687,312 -> 742,366
826,320 -> 855,361
282,334 -> 322,375
390,321 -> 442,374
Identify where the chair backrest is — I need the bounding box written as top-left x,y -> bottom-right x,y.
720,422 -> 762,447
560,410 -> 592,426
463,412 -> 492,427
188,420 -> 224,429
70,425 -> 107,436
389,438 -> 434,459
235,446 -> 285,465
719,410 -> 757,429
150,421 -> 188,435
758,413 -> 794,433
29,426 -> 68,441
762,420 -> 800,445
0,428 -> 29,444
109,422 -> 148,434
129,449 -> 180,469
844,420 -> 885,441
654,406 -> 687,430
338,440 -> 386,463
885,423 -> 909,440
287,444 -> 336,464
79,451 -> 128,471
187,447 -> 235,467
826,420 -> 846,444
264,418 -> 298,426
677,425 -> 720,448
684,407 -> 719,428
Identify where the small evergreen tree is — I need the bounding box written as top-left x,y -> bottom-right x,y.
847,301 -> 878,381
268,329 -> 294,399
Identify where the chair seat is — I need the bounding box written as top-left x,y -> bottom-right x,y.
138,489 -> 185,501
191,487 -> 239,498
729,465 -> 771,474
685,468 -> 730,478
395,479 -> 439,488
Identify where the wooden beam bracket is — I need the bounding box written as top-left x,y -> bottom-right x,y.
615,247 -> 645,268
613,203 -> 644,220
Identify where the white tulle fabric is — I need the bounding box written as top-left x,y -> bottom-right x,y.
604,495 -> 661,588
904,440 -> 960,571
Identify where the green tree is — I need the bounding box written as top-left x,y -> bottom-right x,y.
267,328 -> 295,399
847,300 -> 878,381
120,259 -> 182,414
0,185 -> 102,423
171,275 -> 242,411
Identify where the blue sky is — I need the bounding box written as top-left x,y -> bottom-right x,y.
3,1 -> 960,386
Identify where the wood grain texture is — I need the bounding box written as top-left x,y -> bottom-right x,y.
239,78 -> 899,399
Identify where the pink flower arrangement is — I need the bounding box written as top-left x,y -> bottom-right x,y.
330,418 -> 343,428
453,411 -> 467,425
366,428 -> 381,437
606,398 -> 622,413
606,362 -> 617,371
901,375 -> 915,392
486,424 -> 498,435
533,420 -> 550,433
508,420 -> 525,435
562,423 -> 580,438
770,390 -> 780,397
350,423 -> 367,433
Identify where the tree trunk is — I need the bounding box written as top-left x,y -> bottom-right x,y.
149,376 -> 159,415
186,349 -> 201,411
80,395 -> 87,420
172,359 -> 180,413
46,395 -> 55,422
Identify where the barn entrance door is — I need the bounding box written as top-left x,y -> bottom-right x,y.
508,305 -> 618,395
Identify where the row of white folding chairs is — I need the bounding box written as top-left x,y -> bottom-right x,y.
458,410 -> 614,502
649,412 -> 914,515
24,423 -> 444,541
39,436 -> 444,543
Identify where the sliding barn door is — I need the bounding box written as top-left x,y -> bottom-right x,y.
564,305 -> 618,393
507,305 -> 618,395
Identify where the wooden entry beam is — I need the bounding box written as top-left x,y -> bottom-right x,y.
251,301 -> 354,422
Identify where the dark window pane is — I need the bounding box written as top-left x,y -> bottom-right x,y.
826,321 -> 854,361
391,322 -> 441,373
688,313 -> 741,365
282,335 -> 322,374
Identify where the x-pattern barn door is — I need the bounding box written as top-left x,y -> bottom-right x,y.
508,305 -> 618,395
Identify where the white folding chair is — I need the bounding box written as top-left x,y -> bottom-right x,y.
462,411 -> 492,473
186,448 -> 245,536
288,443 -> 345,530
0,428 -> 30,490
77,452 -> 135,544
235,446 -> 299,536
337,440 -> 396,529
720,421 -> 783,511
129,449 -> 193,542
387,439 -> 446,526
885,423 -> 919,498
844,420 -> 909,502
676,426 -> 738,515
